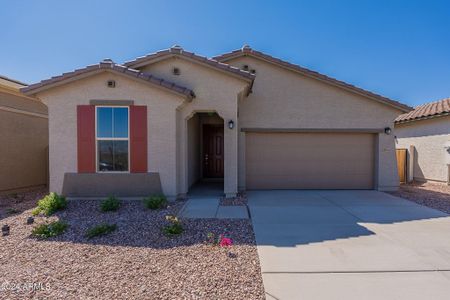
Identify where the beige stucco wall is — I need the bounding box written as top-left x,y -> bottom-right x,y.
36,72 -> 185,197
187,114 -> 200,187
225,56 -> 404,191
395,116 -> 450,182
0,91 -> 48,192
139,58 -> 249,196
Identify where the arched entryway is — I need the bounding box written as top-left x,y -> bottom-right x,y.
187,112 -> 224,196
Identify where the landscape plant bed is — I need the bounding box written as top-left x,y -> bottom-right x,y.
388,182 -> 450,214
0,195 -> 264,299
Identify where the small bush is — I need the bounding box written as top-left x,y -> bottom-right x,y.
85,223 -> 117,239
100,196 -> 120,212
31,221 -> 68,239
162,215 -> 183,236
33,192 -> 67,216
143,195 -> 167,210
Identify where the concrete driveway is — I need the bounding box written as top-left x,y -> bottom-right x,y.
248,190 -> 450,300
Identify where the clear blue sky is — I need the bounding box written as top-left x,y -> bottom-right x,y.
1,0 -> 449,107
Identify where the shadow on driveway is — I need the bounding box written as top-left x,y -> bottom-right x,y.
247,190 -> 448,247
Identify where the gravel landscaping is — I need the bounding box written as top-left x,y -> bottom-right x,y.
220,193 -> 248,206
0,188 -> 47,220
389,182 -> 450,214
0,191 -> 264,299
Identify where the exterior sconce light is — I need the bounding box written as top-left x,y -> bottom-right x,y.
228,120 -> 235,129
384,127 -> 392,135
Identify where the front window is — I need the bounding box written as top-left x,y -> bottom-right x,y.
96,106 -> 129,172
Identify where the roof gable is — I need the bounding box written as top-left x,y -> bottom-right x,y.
21,60 -> 195,100
124,45 -> 255,82
214,45 -> 412,113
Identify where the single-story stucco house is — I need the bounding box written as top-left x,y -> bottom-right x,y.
0,75 -> 48,193
395,98 -> 450,184
21,45 -> 412,199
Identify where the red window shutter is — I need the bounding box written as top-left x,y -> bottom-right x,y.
77,105 -> 96,173
130,105 -> 148,173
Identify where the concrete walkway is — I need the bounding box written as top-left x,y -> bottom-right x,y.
179,197 -> 248,219
179,182 -> 248,219
248,190 -> 450,300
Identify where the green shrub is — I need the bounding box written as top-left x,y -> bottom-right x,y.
85,223 -> 117,239
143,195 -> 167,210
31,221 -> 68,239
162,215 -> 183,236
100,196 -> 121,212
33,192 -> 67,216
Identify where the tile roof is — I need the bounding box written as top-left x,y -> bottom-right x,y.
124,45 -> 255,81
214,45 -> 413,113
21,60 -> 195,100
395,97 -> 450,123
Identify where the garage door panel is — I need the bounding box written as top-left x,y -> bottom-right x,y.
245,132 -> 375,190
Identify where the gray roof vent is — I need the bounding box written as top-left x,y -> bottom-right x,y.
170,45 -> 183,53
242,44 -> 251,51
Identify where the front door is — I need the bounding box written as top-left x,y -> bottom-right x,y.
203,124 -> 224,178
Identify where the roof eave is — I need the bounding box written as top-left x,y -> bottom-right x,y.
395,112 -> 450,124
124,48 -> 255,83
21,63 -> 195,101
0,74 -> 28,87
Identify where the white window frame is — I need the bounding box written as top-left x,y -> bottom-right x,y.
95,105 -> 130,173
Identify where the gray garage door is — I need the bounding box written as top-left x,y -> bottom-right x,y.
245,132 -> 375,189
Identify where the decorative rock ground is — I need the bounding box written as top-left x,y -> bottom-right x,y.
0,191 -> 264,299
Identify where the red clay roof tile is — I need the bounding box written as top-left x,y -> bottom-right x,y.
395,98 -> 450,123
124,46 -> 255,81
21,60 -> 195,100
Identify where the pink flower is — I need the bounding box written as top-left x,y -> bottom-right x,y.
219,236 -> 233,247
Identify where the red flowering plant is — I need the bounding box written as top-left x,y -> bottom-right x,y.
219,235 -> 233,247
206,233 -> 233,247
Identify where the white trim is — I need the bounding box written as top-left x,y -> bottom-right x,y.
0,105 -> 48,119
95,105 -> 130,173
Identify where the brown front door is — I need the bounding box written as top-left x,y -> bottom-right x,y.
203,125 -> 224,178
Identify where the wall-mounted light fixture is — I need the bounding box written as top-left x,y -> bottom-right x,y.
384,127 -> 392,135
228,120 -> 235,129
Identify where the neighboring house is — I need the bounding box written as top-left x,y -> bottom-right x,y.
21,45 -> 412,199
395,98 -> 450,184
0,75 -> 48,193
